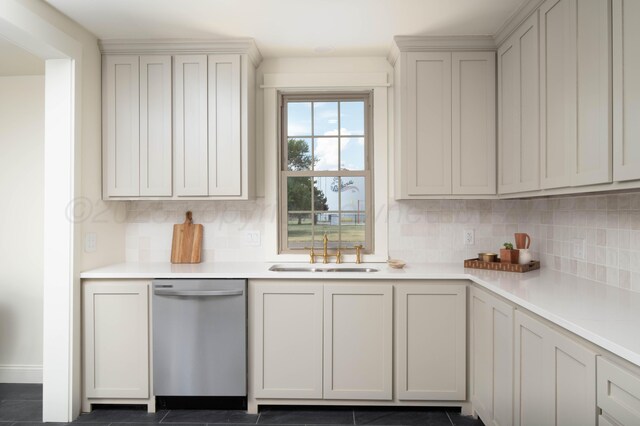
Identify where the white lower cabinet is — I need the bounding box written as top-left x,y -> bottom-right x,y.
514,310 -> 597,426
324,284 -> 393,400
471,287 -> 514,426
82,280 -> 154,412
396,283 -> 466,400
251,282 -> 323,399
249,280 -> 467,409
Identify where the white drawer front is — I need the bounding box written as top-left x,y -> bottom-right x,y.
597,357 -> 640,426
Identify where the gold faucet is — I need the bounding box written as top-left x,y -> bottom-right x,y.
308,233 -> 342,264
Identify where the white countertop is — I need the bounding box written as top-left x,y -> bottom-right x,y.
81,262 -> 640,367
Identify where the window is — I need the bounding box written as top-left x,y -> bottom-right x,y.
279,93 -> 372,253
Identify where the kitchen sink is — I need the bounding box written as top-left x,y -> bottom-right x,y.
269,265 -> 379,273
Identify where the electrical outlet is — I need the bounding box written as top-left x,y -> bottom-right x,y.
464,229 -> 475,246
572,238 -> 585,259
245,231 -> 261,247
84,232 -> 97,253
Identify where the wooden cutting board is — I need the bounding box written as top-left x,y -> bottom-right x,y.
171,211 -> 203,264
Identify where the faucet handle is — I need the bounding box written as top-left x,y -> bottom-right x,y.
304,247 -> 316,264
353,245 -> 363,264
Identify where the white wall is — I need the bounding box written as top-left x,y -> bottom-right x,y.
0,75 -> 45,383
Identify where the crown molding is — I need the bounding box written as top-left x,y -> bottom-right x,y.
98,38 -> 263,66
388,35 -> 496,65
493,0 -> 545,47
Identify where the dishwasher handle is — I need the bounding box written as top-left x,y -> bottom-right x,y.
154,289 -> 244,297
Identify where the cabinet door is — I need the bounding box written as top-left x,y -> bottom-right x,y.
174,55 -> 208,196
452,52 -> 496,195
613,0 -> 640,181
396,284 -> 466,400
83,281 -> 149,398
103,55 -> 139,197
140,55 -> 172,196
498,13 -> 540,194
573,0 -> 612,186
549,328 -> 597,426
208,55 -> 241,196
251,282 -> 323,399
515,310 -> 596,426
405,52 -> 452,195
514,311 -> 552,426
471,287 -> 514,426
324,284 -> 392,400
539,0 -> 576,189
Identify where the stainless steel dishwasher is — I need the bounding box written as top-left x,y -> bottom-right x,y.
152,279 -> 246,396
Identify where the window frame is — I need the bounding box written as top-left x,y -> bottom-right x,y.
278,91 -> 374,254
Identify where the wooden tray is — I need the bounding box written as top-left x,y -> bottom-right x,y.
464,258 -> 540,273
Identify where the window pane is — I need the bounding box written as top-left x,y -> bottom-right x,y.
287,177 -> 312,211
313,213 -> 340,248
340,101 -> 365,135
287,138 -> 312,171
287,213 -> 312,249
340,137 -> 365,170
287,102 -> 312,136
338,176 -> 366,211
313,102 -> 338,136
314,177 -> 339,211
340,213 -> 366,246
314,137 -> 339,171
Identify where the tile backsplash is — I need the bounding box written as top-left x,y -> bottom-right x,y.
124,191 -> 640,292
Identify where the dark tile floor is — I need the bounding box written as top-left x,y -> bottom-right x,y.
0,384 -> 483,426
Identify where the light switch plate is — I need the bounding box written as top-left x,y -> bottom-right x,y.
84,232 -> 97,253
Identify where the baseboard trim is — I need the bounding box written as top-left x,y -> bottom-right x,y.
0,364 -> 43,383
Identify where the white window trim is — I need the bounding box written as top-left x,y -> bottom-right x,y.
262,72 -> 389,263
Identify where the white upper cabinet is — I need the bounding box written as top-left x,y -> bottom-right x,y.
140,55 -> 172,196
404,52 -> 452,196
574,0 -> 612,186
498,13 -> 540,194
613,0 -> 640,181
103,55 -> 140,197
539,0 -> 611,189
174,55 -> 209,196
101,40 -> 259,200
208,55 -> 241,196
539,0 -> 576,190
393,48 -> 496,198
452,52 -> 496,195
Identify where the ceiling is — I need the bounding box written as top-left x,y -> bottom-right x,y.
45,0 -> 525,58
0,37 -> 45,76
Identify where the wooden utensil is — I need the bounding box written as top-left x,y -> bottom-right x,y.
171,211 -> 203,264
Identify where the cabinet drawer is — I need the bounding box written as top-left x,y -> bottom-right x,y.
597,357 -> 640,425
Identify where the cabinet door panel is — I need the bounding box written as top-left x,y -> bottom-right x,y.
208,55 -> 241,196
251,283 -> 323,398
574,0 -> 612,186
397,284 -> 466,400
83,281 -> 149,398
140,55 -> 172,196
498,13 -> 540,194
551,330 -> 596,426
471,287 -> 514,426
613,0 -> 640,181
104,55 -> 139,197
174,55 -> 208,196
406,52 -> 452,195
540,0 -> 576,189
514,311 -> 551,426
452,52 -> 496,195
324,284 -> 392,400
